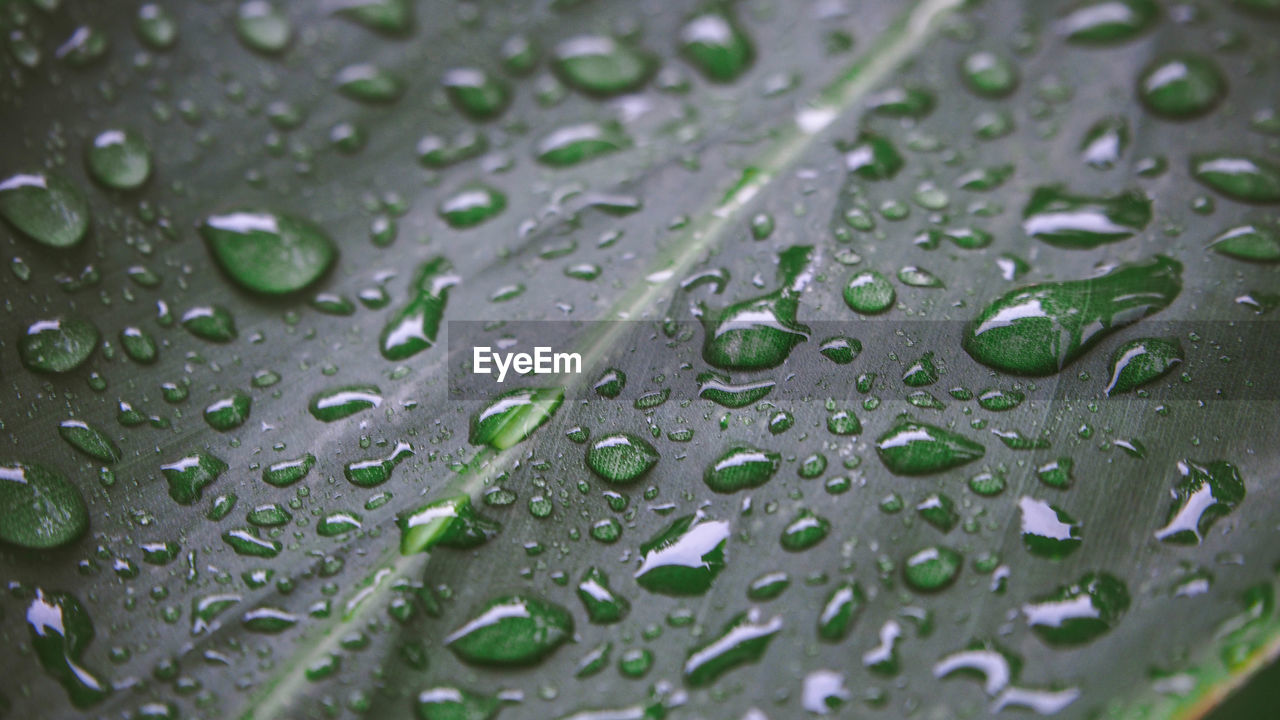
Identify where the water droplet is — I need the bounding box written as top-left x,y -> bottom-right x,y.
1209,224 -> 1280,262
316,510 -> 361,537
181,305 -> 238,343
201,210 -> 337,295
1155,460 -> 1245,544
1138,54 -> 1226,119
897,265 -> 943,288
586,433 -> 659,484
697,371 -> 775,407
960,51 -> 1018,98
843,270 -> 895,315
222,527 -> 282,558
840,132 -> 904,180
1059,0 -> 1159,44
863,620 -> 903,675
903,546 -> 963,592
414,687 -> 501,720
470,387 -> 563,450
704,446 -> 779,493
0,462 -> 89,549
868,85 -> 936,118
333,0 -> 413,36
701,246 -> 812,370
309,384 -> 382,422
380,257 -> 458,360
397,494 -> 498,553
58,420 -> 120,464
1022,186 -> 1150,248
160,452 -> 227,505
678,8 -> 754,82
242,606 -> 298,633
683,609 -> 782,687
344,441 -> 413,487
747,571 -> 790,601
85,129 -> 151,190
204,391 -> 251,431
536,122 -> 631,166
446,594 -> 573,666
26,589 -> 110,707
818,581 -> 865,641
1191,154 -> 1280,203
977,388 -> 1024,412
1024,572 -> 1129,646
552,35 -> 656,96
635,514 -> 729,596
1105,337 -> 1182,395
917,493 -> 959,532
964,256 -> 1182,375
135,4 -> 178,50
780,509 -> 830,551
577,567 -> 630,624
0,172 -> 90,248
335,63 -> 404,104
439,184 -> 507,228
236,1 -> 291,54
1019,497 -> 1083,558
818,336 -> 861,364
1080,116 -> 1129,169
876,420 -> 985,476
19,317 -> 99,374
443,67 -> 511,120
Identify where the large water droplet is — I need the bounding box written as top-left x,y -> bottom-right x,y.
960,51 -> 1018,98
439,184 -> 507,228
445,594 -> 573,666
1021,186 -> 1151,248
1138,54 -> 1226,119
160,452 -> 227,505
18,317 -> 99,374
1209,224 -> 1280,262
1155,460 -> 1245,544
876,420 -> 985,476
635,514 -> 729,596
0,172 -> 90,248
1019,497 -> 1083,559
58,420 -> 120,464
683,609 -> 782,687
26,589 -> 110,707
903,546 -> 963,592
380,257 -> 457,360
536,122 -> 631,167
1105,337 -> 1182,395
963,256 -> 1182,375
704,446 -> 779,493
470,387 -> 563,449
678,8 -> 754,82
843,269 -> 895,314
201,210 -> 337,295
236,1 -> 291,54
0,461 -> 89,549
443,67 -> 510,120
552,35 -> 657,96
85,129 -> 151,190
1190,154 -> 1280,203
1024,572 -> 1129,646
1058,0 -> 1159,44
586,433 -> 659,484
309,384 -> 382,422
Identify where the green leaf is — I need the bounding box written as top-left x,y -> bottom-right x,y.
2,1 -> 1278,719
